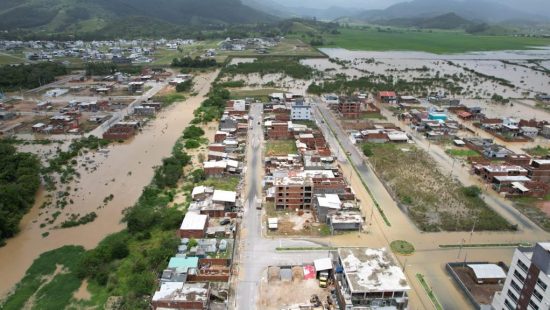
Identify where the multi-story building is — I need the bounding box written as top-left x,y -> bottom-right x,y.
335,247 -> 410,309
492,243 -> 550,310
291,101 -> 312,120
338,97 -> 362,119
273,175 -> 313,210
527,159 -> 550,184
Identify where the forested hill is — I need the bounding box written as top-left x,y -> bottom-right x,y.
0,0 -> 276,38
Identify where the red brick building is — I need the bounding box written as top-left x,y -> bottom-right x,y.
527,159 -> 550,184
338,98 -> 362,119
178,213 -> 208,238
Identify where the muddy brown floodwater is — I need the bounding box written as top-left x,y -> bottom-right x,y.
0,70 -> 220,297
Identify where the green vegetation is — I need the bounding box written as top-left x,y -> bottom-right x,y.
171,56 -> 217,69
0,141 -> 41,245
445,148 -> 480,157
439,242 -> 532,248
217,80 -> 246,88
198,176 -> 240,192
318,111 -> 391,227
513,194 -> 550,232
320,27 -> 550,54
416,273 -> 444,310
362,144 -> 374,157
155,93 -> 186,108
45,136 -> 109,174
390,240 -> 415,255
1,246 -> 85,310
60,212 -> 98,228
308,72 -> 463,98
84,62 -> 142,76
192,87 -> 230,124
525,145 -> 550,157
175,79 -> 193,93
364,143 -> 514,232
229,88 -> 283,102
0,62 -> 67,90
0,0 -> 275,40
266,140 -> 298,156
222,57 -> 315,80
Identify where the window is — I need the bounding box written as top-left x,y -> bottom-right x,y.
514,270 -> 526,283
532,289 -> 543,301
510,280 -> 521,293
507,290 -> 518,303
529,299 -> 539,310
536,278 -> 547,291
517,260 -> 529,273
504,299 -> 515,310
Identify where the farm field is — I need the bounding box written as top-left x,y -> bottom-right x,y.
321,28 -> 550,54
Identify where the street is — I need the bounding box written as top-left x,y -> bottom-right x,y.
234,103 -> 329,309
313,101 -> 550,309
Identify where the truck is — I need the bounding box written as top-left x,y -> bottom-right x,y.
319,271 -> 329,288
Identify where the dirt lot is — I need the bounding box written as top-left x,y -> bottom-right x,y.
259,267 -> 333,310
265,204 -> 327,237
452,266 -> 504,305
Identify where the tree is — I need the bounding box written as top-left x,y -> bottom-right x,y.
362,144 -> 374,157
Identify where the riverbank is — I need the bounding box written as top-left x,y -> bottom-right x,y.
0,70 -> 220,297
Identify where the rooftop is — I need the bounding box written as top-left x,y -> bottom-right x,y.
317,194 -> 341,209
493,175 -> 531,182
467,264 -> 506,279
212,190 -> 236,203
152,282 -> 209,303
482,165 -> 527,173
180,213 -> 208,231
338,247 -> 410,293
168,256 -> 199,271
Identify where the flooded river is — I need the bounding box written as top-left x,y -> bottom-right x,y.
0,70 -> 219,297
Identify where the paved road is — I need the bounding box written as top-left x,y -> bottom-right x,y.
313,100 -> 550,309
235,103 -> 329,310
86,81 -> 167,137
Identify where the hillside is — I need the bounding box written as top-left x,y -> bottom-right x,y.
355,0 -> 548,23
0,0 -> 275,37
374,12 -> 472,29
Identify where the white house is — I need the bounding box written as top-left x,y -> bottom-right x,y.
291,101 -> 312,120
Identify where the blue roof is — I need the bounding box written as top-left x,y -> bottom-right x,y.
168,257 -> 199,270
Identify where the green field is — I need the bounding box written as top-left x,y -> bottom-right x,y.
0,53 -> 27,65
321,28 -> 550,54
266,140 -> 298,156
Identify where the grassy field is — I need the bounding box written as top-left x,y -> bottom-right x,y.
365,143 -> 513,231
266,140 -> 298,156
199,176 -> 241,191
0,53 -> 27,65
445,148 -> 480,157
524,145 -> 550,157
321,28 -> 550,54
513,194 -> 550,232
230,88 -> 283,101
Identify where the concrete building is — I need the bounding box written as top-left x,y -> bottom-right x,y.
527,159 -> 550,184
338,97 -> 362,119
152,282 -> 210,310
178,213 -> 208,238
542,125 -> 550,139
274,176 -> 313,210
327,211 -> 363,232
335,248 -> 410,309
291,101 -> 312,120
492,243 -> 550,310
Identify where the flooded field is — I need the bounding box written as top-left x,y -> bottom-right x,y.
302,48 -> 550,99
0,70 -> 219,296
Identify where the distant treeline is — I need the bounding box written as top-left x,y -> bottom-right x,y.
171,56 -> 217,68
0,142 -> 41,245
222,57 -> 314,80
0,62 -> 67,91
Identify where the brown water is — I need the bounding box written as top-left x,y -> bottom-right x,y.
0,70 -> 219,297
